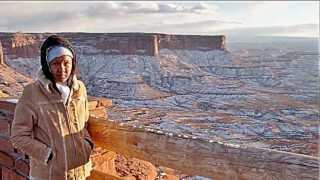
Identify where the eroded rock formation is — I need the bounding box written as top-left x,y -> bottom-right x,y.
158,34 -> 225,50
9,33 -> 40,58
0,32 -> 225,58
0,40 -> 3,65
0,65 -> 32,97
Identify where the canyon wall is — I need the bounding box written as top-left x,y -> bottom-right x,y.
94,34 -> 158,56
158,34 -> 225,51
0,40 -> 3,64
0,33 -> 41,59
9,33 -> 40,58
0,32 -> 225,58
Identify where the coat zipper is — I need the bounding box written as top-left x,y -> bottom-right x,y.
63,91 -> 78,155
62,89 -> 79,180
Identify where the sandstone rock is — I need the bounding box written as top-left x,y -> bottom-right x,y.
114,155 -> 158,180
0,40 -> 3,65
158,34 -> 225,51
95,35 -> 158,56
90,106 -> 107,119
91,149 -> 158,180
0,64 -> 32,96
88,100 -> 99,110
91,151 -> 119,176
0,90 -> 9,98
1,32 -> 225,60
88,170 -> 123,180
9,33 -> 40,58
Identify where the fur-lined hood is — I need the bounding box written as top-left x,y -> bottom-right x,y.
40,35 -> 77,89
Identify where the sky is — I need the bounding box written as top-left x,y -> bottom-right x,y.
0,1 -> 318,40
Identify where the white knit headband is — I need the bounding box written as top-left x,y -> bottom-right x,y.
47,46 -> 74,63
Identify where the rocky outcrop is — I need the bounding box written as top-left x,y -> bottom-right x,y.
0,32 -> 225,58
158,34 -> 225,51
9,33 -> 40,58
67,33 -> 225,56
0,40 -> 3,65
95,34 -> 158,56
0,64 -> 32,97
90,150 -> 158,180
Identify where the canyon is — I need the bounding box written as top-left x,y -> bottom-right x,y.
0,32 -> 318,179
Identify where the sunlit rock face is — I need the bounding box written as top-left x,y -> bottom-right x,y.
0,33 -> 41,59
0,65 -> 32,97
2,33 -> 319,156
0,40 -> 3,65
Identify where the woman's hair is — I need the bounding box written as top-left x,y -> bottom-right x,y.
40,35 -> 77,87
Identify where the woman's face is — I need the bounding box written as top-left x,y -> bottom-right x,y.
49,55 -> 73,83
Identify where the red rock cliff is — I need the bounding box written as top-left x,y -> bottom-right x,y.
0,32 -> 225,58
0,40 -> 3,64
158,34 -> 225,51
95,34 -> 158,56
9,33 -> 40,58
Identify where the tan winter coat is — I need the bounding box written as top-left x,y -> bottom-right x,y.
10,71 -> 93,180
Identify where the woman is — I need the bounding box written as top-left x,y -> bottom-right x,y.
10,35 -> 94,180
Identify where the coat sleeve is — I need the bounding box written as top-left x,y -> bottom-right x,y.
83,85 -> 94,150
10,88 -> 52,164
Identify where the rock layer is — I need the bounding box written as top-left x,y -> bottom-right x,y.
0,32 -> 225,58
0,40 -> 3,65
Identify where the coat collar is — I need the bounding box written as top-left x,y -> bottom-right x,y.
36,69 -> 80,93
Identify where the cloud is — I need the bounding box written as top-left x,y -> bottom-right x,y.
217,24 -> 319,41
2,10 -> 83,32
0,1 -> 317,38
247,1 -> 289,16
156,3 -> 214,14
119,21 -> 318,39
122,2 -> 159,14
130,20 -> 241,34
0,1 -> 220,32
158,4 -> 184,13
83,2 -> 216,17
0,2 -> 87,32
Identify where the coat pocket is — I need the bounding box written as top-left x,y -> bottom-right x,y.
65,133 -> 92,170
